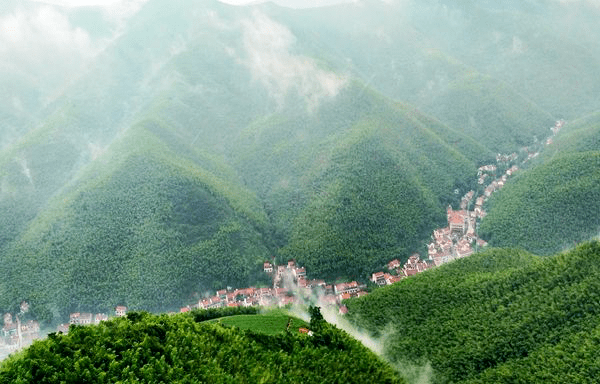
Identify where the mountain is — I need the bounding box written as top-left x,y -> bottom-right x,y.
0,309 -> 405,383
234,82 -> 487,280
345,241 -> 600,383
541,111 -> 600,160
0,121 -> 272,321
419,73 -> 555,153
2,0 -> 600,322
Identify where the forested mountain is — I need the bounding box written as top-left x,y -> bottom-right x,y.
480,112 -> 600,254
480,151 -> 600,254
235,83 -> 485,279
0,120 -> 273,320
346,241 -> 600,383
1,0 -> 600,326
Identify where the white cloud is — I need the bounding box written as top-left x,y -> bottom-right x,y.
29,0 -> 123,6
0,5 -> 97,89
240,11 -> 347,111
0,6 -> 94,55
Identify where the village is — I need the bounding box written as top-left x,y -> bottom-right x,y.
1,120 -> 565,360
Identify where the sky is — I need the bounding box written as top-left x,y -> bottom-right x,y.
28,0 -> 358,8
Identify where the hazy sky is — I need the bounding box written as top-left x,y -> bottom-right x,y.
28,0 -> 357,8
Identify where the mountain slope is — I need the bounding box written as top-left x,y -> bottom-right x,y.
420,73 -> 555,153
479,112 -> 600,255
346,241 -> 600,383
235,83 -> 486,279
0,121 -> 272,322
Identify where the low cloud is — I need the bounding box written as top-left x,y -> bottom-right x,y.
0,6 -> 96,63
0,5 -> 98,105
240,11 -> 347,111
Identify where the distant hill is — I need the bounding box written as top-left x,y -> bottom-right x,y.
346,241 -> 600,383
420,73 -> 555,153
0,309 -> 405,383
541,112 -> 600,160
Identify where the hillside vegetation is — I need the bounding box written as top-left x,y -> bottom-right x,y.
346,242 -> 600,383
0,122 -> 272,321
235,84 -> 484,280
0,309 -> 404,384
2,0 -> 600,325
479,111 -> 600,255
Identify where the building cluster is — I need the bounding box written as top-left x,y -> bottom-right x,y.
496,152 -> 519,163
428,154 -> 526,266
56,306 -> 127,334
3,120 -> 568,359
1,302 -> 40,359
180,261 -> 369,314
370,254 -> 432,287
427,206 -> 486,266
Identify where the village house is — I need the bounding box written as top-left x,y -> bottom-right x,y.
447,206 -> 469,235
263,262 -> 273,273
115,306 -> 128,317
334,281 -> 360,296
1,322 -> 17,338
94,313 -> 108,324
57,324 -> 70,334
306,279 -> 326,289
294,267 -> 306,279
371,271 -> 387,286
387,259 -> 401,270
403,254 -> 430,276
19,301 -> 29,314
386,274 -> 404,285
69,312 -> 93,325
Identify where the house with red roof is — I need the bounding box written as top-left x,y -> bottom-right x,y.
94,314 -> 108,324
294,267 -> 306,278
115,306 -> 128,317
387,259 -> 401,270
263,262 -> 273,273
334,281 -> 360,295
371,271 -> 387,286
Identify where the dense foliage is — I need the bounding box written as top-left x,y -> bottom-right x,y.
0,310 -> 404,384
346,242 -> 600,383
0,124 -> 272,321
421,73 -> 555,153
480,151 -> 600,254
237,84 -> 480,280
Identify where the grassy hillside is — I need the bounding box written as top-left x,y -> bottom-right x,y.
0,309 -> 404,384
346,241 -> 600,383
218,309 -> 309,335
0,121 -> 272,322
